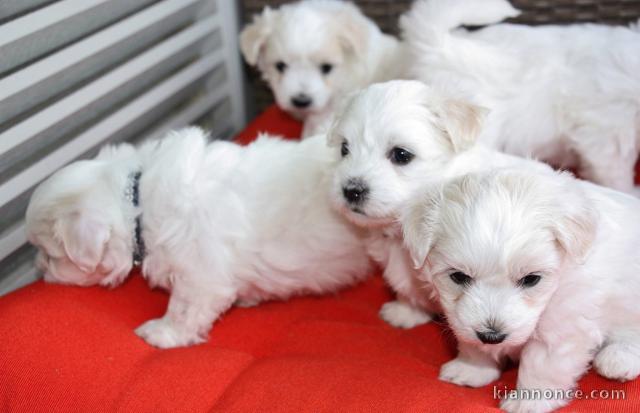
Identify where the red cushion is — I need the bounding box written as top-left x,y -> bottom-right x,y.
234,105 -> 302,146
1,105 -> 639,412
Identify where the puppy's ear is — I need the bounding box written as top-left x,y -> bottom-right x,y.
336,5 -> 370,58
551,175 -> 598,262
434,98 -> 488,153
239,7 -> 274,66
402,186 -> 442,269
55,211 -> 110,273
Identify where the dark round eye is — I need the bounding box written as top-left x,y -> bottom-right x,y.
518,273 -> 542,288
450,271 -> 472,286
320,63 -> 333,75
389,147 -> 414,165
340,140 -> 349,157
275,61 -> 287,73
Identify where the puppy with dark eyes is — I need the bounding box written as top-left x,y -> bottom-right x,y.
327,80 -> 552,331
26,128 -> 373,349
240,0 -> 404,137
403,168 -> 640,413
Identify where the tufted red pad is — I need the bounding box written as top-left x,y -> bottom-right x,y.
1,106 -> 639,412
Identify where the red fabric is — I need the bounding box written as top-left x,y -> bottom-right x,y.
1,105 -> 639,412
233,105 -> 302,146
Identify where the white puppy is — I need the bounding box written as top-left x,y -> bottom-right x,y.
402,0 -> 640,193
403,168 -> 640,412
240,0 -> 403,137
26,128 -> 372,348
328,80 -> 551,329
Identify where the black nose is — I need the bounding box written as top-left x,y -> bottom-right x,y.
342,180 -> 369,205
291,94 -> 312,108
476,329 -> 507,345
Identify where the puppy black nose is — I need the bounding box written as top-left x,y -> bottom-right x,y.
291,94 -> 312,108
476,330 -> 507,345
342,180 -> 369,205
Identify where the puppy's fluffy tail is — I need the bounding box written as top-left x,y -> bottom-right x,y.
140,126 -> 212,202
401,0 -> 520,46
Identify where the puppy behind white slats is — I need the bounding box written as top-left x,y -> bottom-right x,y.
328,80 -> 553,330
401,0 -> 640,193
26,127 -> 372,348
403,168 -> 640,412
240,0 -> 404,137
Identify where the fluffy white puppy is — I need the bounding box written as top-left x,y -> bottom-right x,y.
26,127 -> 372,348
403,168 -> 640,412
402,0 -> 640,193
240,0 -> 403,137
328,80 -> 551,329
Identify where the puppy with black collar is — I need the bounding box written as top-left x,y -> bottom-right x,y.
26,127 -> 372,348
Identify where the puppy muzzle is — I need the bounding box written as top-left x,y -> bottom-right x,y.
342,178 -> 369,206
475,330 -> 507,345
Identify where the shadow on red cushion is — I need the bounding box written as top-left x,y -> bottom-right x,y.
1,105 -> 639,412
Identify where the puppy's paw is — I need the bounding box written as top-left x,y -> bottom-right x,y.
594,343 -> 640,381
379,300 -> 432,329
135,318 -> 205,349
500,397 -> 566,413
439,357 -> 500,388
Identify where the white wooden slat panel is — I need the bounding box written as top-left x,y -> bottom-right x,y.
0,0 -> 245,295
0,223 -> 26,265
0,0 -> 158,74
0,0 -> 208,125
0,14 -> 221,159
142,87 -> 230,143
0,51 -> 224,218
0,262 -> 39,297
218,0 -> 247,131
0,0 -> 55,20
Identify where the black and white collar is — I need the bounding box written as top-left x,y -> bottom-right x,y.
124,171 -> 145,266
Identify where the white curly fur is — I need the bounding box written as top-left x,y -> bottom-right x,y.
240,0 -> 404,137
402,0 -> 640,193
403,168 -> 640,413
26,128 -> 372,348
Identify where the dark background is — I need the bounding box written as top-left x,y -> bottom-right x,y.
239,0 -> 640,118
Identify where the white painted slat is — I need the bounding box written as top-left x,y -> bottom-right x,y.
218,0 -> 247,131
0,0 -> 105,45
0,0 -> 54,20
0,0 -> 158,74
0,51 -> 224,212
0,0 -> 207,125
142,86 -> 230,142
0,223 -> 27,264
0,14 -> 221,158
0,262 -> 40,297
